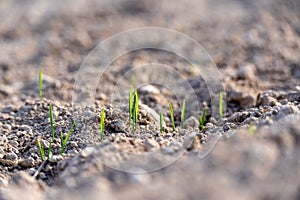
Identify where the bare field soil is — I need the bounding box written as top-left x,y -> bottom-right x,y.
0,0 -> 300,199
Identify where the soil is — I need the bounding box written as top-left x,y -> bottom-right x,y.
0,0 -> 300,199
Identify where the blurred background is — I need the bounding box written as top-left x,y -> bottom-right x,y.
0,0 -> 299,101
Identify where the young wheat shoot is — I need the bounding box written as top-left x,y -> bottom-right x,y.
100,108 -> 105,140
181,99 -> 186,129
219,92 -> 223,118
37,139 -> 45,161
168,102 -> 176,131
199,108 -> 206,131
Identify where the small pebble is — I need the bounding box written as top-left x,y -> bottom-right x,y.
223,123 -> 236,131
39,172 -> 46,179
26,168 -> 36,176
278,104 -> 299,119
110,119 -> 126,132
49,155 -> 63,163
236,63 -> 256,80
3,124 -> 11,131
244,117 -> 259,125
9,140 -> 19,147
45,165 -> 53,172
6,151 -> 18,161
70,141 -> 78,148
19,157 -> 35,168
67,149 -> 78,155
96,93 -> 107,101
0,147 -> 4,159
184,116 -> 199,129
144,139 -> 160,151
19,125 -> 33,135
138,85 -> 160,94
29,147 -> 39,154
256,91 -> 280,107
179,129 -> 186,136
205,123 -> 215,129
40,140 -> 49,148
1,105 -> 13,113
30,153 -> 39,160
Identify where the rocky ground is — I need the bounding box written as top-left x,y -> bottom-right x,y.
0,0 -> 300,199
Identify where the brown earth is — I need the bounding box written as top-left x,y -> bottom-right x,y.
0,0 -> 300,199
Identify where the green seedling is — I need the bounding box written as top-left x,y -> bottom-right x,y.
37,139 -> 45,161
249,124 -> 256,135
38,69 -> 43,99
47,104 -> 55,159
168,102 -> 176,131
100,108 -> 105,140
199,108 -> 206,131
181,99 -> 186,129
129,87 -> 133,125
59,120 -> 75,154
160,113 -> 164,133
219,92 -> 223,118
132,90 -> 139,131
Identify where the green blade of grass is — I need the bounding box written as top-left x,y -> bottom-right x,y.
100,108 -> 105,140
129,87 -> 133,125
160,113 -> 164,133
168,102 -> 176,131
60,121 -> 75,154
249,124 -> 256,135
63,120 -> 75,146
181,99 -> 186,129
37,139 -> 45,161
134,90 -> 138,124
47,104 -> 55,159
132,90 -> 139,131
199,108 -> 206,131
219,92 -> 223,118
38,69 -> 43,99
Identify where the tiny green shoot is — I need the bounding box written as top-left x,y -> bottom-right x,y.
160,113 -> 164,133
168,102 -> 176,131
249,124 -> 256,135
100,108 -> 105,140
181,99 -> 186,129
59,120 -> 75,154
132,90 -> 139,130
129,87 -> 133,125
219,91 -> 223,118
38,69 -> 43,99
199,108 -> 206,131
37,139 -> 45,161
48,104 -> 55,159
